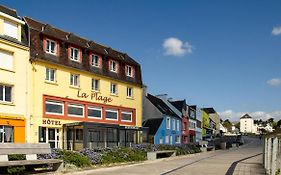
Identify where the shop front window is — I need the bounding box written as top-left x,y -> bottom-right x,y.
0,125 -> 14,143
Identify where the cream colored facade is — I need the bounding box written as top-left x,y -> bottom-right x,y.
28,60 -> 143,146
0,11 -> 30,143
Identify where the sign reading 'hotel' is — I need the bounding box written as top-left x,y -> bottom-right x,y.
77,90 -> 113,104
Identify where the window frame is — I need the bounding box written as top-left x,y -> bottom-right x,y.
0,50 -> 13,71
109,60 -> 118,73
105,109 -> 118,121
45,100 -> 64,116
87,106 -> 102,119
45,38 -> 57,55
172,118 -> 176,131
166,117 -> 170,129
176,120 -> 180,131
67,103 -> 84,118
0,84 -> 12,103
70,74 -> 80,87
45,67 -> 56,83
126,87 -> 133,98
165,135 -> 169,144
126,65 -> 133,77
91,54 -> 100,67
3,20 -> 17,39
91,79 -> 100,91
121,111 -> 132,122
110,83 -> 118,95
69,47 -> 81,62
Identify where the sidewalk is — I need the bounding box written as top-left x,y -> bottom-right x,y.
52,137 -> 265,175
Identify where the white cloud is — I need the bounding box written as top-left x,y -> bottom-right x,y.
218,110 -> 281,122
267,78 -> 281,86
162,37 -> 193,57
272,26 -> 281,36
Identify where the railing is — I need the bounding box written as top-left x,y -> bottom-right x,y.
263,129 -> 281,175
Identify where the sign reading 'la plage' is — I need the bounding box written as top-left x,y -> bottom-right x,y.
77,90 -> 113,104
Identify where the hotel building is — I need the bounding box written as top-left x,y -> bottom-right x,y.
0,6 -> 29,143
24,17 -> 143,150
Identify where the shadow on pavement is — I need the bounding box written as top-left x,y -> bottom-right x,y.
225,153 -> 263,175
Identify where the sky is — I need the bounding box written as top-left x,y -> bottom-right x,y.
2,0 -> 281,121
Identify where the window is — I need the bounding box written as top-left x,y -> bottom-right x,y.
165,135 -> 169,144
126,65 -> 133,77
45,68 -> 56,82
0,50 -> 13,70
70,74 -> 79,87
0,85 -> 12,103
159,137 -> 163,144
170,136 -> 173,144
70,47 -> 80,62
172,119 -> 176,130
4,20 -> 17,39
88,106 -> 102,119
126,87 -> 133,98
109,60 -> 117,72
121,111 -> 132,122
91,54 -> 100,67
176,120 -> 180,131
166,117 -> 170,129
176,135 -> 180,144
45,100 -> 64,115
68,104 -> 84,117
110,83 -> 118,94
46,39 -> 56,54
75,129 -> 83,141
106,109 -> 118,120
0,125 -> 14,143
92,79 -> 100,91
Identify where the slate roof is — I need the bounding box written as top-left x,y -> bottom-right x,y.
240,114 -> 252,119
0,5 -> 20,19
24,17 -> 140,66
146,93 -> 179,117
23,16 -> 142,86
143,118 -> 163,135
169,100 -> 187,112
202,107 -> 217,114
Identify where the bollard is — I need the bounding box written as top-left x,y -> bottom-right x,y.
271,137 -> 278,175
265,138 -> 268,170
267,138 -> 272,174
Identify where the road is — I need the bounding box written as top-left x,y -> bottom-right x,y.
67,137 -> 265,175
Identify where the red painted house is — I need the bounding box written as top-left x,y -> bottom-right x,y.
169,100 -> 189,144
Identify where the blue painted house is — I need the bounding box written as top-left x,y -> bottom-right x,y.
142,93 -> 182,145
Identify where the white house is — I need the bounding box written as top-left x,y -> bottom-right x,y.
240,114 -> 255,133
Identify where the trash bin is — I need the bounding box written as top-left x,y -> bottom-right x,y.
220,142 -> 226,150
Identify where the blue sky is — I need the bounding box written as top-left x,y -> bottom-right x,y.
2,0 -> 281,121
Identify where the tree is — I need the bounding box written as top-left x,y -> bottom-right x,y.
234,122 -> 240,129
223,119 -> 232,132
277,119 -> 281,128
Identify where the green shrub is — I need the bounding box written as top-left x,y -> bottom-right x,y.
101,147 -> 146,164
7,166 -> 26,175
8,154 -> 26,161
58,150 -> 91,168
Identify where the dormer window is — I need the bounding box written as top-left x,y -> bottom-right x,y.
109,60 -> 118,72
4,20 -> 17,39
126,65 -> 133,77
91,54 -> 100,67
46,39 -> 57,55
69,47 -> 80,62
